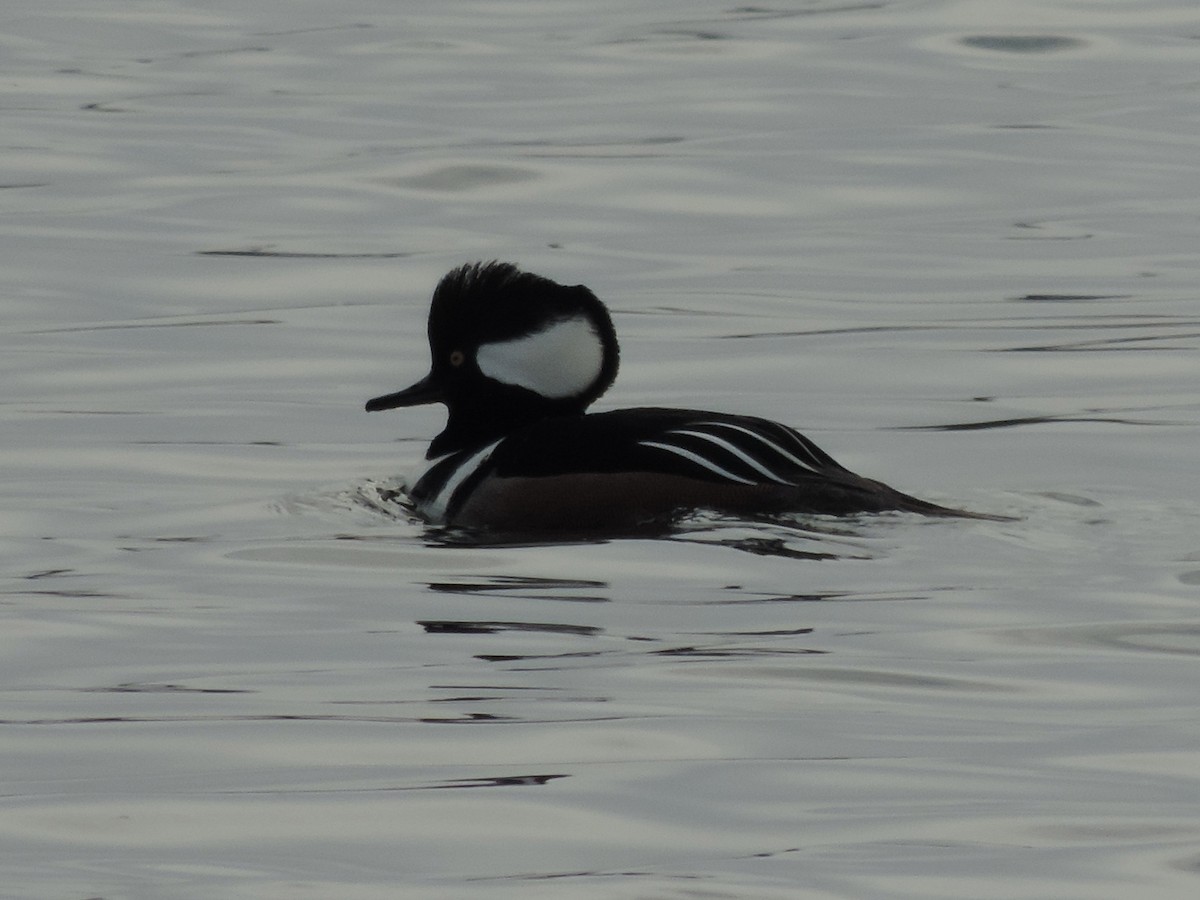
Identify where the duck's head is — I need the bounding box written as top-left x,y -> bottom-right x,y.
366,261 -> 619,455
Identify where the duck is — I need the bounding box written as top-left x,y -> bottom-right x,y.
366,261 -> 987,532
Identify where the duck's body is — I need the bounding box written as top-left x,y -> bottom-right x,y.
366,262 -> 981,532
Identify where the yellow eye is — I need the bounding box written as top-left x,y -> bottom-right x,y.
449,350 -> 465,367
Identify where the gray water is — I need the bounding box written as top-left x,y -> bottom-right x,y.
4,1 -> 1200,897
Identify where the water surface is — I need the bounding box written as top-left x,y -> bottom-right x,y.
4,1 -> 1200,897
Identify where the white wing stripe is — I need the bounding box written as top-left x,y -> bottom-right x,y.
638,440 -> 757,485
693,421 -> 824,473
663,429 -> 792,484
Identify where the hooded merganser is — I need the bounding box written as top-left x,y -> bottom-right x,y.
366,261 -> 983,532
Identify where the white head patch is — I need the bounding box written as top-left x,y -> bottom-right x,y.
475,314 -> 603,399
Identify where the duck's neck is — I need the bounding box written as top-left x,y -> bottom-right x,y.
429,392 -> 584,457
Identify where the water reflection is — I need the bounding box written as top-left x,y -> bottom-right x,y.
905,412 -> 1181,431
711,587 -> 928,605
425,576 -> 610,604
418,620 -> 603,636
386,164 -> 539,192
83,682 -> 251,695
668,515 -> 885,560
1012,294 -> 1132,302
398,774 -> 568,789
232,774 -> 571,793
1004,622 -> 1200,657
198,247 -> 411,259
672,532 -> 845,561
409,509 -> 884,560
725,3 -> 889,22
959,35 -> 1085,54
651,642 -> 824,659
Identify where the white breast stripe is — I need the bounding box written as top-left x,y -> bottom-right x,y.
663,428 -> 791,484
697,421 -> 825,474
476,315 -> 603,399
423,438 -> 503,522
638,440 -> 757,485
